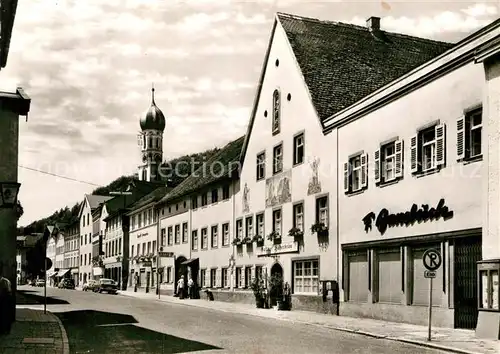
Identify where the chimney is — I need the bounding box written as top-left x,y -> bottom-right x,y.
366,16 -> 381,32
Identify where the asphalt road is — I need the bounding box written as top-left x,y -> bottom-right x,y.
17,286 -> 447,354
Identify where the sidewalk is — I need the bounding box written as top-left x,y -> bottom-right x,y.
120,290 -> 499,354
0,308 -> 69,354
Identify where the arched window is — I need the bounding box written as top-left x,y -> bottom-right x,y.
272,89 -> 280,134
148,137 -> 152,149
143,137 -> 146,149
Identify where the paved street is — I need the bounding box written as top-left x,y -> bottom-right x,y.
16,286 -> 448,354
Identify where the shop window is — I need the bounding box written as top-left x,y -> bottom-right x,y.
344,153 -> 368,194
375,140 -> 403,185
348,253 -> 368,302
273,144 -> 283,174
222,223 -> 230,246
293,203 -> 304,231
256,213 -> 264,237
256,152 -> 266,181
191,230 -> 198,251
175,225 -> 180,244
192,195 -> 198,209
377,250 -> 402,304
167,227 -> 173,246
293,259 -> 319,294
245,216 -> 253,238
293,132 -> 305,165
411,124 -> 446,174
457,108 -> 482,161
201,193 -> 208,206
222,184 -> 230,200
412,247 -> 443,306
222,268 -> 229,288
182,223 -> 188,243
201,228 -> 208,249
211,189 -> 219,203
272,209 -> 282,235
211,225 -> 218,248
235,267 -> 242,288
210,269 -> 217,288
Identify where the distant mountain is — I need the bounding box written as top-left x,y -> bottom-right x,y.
19,147 -> 221,233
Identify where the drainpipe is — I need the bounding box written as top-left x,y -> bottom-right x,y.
231,180 -> 236,291
336,128 -> 340,283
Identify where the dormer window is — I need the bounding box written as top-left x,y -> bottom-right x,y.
272,89 -> 281,135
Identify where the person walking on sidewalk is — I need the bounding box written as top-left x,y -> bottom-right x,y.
187,276 -> 194,299
0,265 -> 14,335
177,275 -> 185,299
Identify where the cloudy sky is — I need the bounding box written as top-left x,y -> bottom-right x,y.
3,0 -> 498,226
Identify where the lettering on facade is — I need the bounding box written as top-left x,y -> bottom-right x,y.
137,232 -> 148,238
258,241 -> 299,257
362,198 -> 454,235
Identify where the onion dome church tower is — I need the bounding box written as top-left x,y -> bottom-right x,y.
137,85 -> 165,182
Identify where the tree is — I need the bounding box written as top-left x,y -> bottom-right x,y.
16,200 -> 23,221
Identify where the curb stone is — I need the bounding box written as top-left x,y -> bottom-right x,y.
119,293 -> 480,354
51,311 -> 70,354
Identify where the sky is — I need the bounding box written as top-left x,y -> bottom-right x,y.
2,0 -> 499,226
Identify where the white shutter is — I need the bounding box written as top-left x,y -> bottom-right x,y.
394,139 -> 404,178
343,162 -> 350,193
374,149 -> 381,184
410,134 -> 419,174
216,268 -> 221,288
435,123 -> 446,167
360,153 -> 368,189
456,117 -> 465,161
241,267 -> 246,288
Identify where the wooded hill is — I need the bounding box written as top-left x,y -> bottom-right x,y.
19,147 -> 221,234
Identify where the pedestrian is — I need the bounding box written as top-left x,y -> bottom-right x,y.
177,275 -> 185,299
187,276 -> 194,299
0,265 -> 13,335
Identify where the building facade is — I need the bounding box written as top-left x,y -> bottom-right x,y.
63,221 -> 80,285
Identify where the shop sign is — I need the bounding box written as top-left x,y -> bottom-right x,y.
158,252 -> 174,258
137,232 -> 148,238
362,198 -> 454,235
257,241 -> 299,257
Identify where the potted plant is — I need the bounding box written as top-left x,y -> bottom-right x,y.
242,236 -> 252,244
288,227 -> 304,238
232,237 -> 242,246
252,234 -> 264,246
250,277 -> 266,308
311,222 -> 329,237
266,230 -> 281,242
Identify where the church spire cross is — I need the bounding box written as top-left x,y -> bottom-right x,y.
151,82 -> 155,105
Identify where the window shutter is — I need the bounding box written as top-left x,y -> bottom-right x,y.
435,123 -> 446,167
374,149 -> 381,184
394,139 -> 404,178
410,134 -> 419,174
241,267 -> 246,287
456,116 -> 465,161
360,153 -> 368,189
216,268 -> 221,288
251,266 -> 256,284
343,162 -> 350,193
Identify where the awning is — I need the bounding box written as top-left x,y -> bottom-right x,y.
47,271 -> 57,277
181,258 -> 199,266
56,269 -> 70,277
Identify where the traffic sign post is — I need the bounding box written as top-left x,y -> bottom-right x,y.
422,249 -> 442,342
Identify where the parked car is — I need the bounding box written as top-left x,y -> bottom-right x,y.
82,280 -> 99,292
96,278 -> 118,294
58,278 -> 75,289
35,279 -> 45,287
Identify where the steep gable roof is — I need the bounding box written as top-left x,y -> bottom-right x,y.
240,12 -> 454,163
86,194 -> 113,210
158,136 -> 244,205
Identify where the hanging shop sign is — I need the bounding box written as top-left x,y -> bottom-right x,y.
362,198 -> 454,235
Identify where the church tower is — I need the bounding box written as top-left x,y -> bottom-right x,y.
137,85 -> 166,182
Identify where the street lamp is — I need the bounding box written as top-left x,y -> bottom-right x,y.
0,182 -> 21,208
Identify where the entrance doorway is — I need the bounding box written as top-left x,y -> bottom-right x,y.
270,263 -> 284,306
174,256 -> 187,295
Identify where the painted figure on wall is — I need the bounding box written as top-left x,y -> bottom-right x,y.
242,183 -> 250,213
307,157 -> 322,195
266,170 -> 292,207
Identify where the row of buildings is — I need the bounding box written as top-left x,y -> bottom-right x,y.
39,12 -> 500,338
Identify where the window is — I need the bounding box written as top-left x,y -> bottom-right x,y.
293,133 -> 305,165
200,269 -> 206,288
152,240 -> 156,253
256,152 -> 266,180
236,219 -> 243,239
153,210 -> 157,223
272,209 -> 282,235
458,108 -> 482,161
142,243 -> 146,255
138,214 -> 142,228
375,140 -> 403,184
167,226 -> 173,245
293,259 -> 319,294
211,225 -> 218,248
316,196 -> 328,226
191,230 -> 198,251
201,193 -> 208,206
255,266 -> 263,281
245,216 -> 253,238
236,267 -> 242,288
256,213 -> 264,236
192,196 -> 198,209
201,228 -> 208,249
222,185 -> 230,200
222,223 -> 229,246
148,209 -> 152,225
410,124 -> 446,174
166,266 -> 172,283
273,144 -> 283,174
211,189 -> 219,203
147,241 -> 151,254
272,89 -> 281,134
174,225 -> 180,244
293,203 -> 304,231
210,269 -> 217,288
245,266 -> 252,288
344,153 -> 368,193
182,223 -> 188,243
161,228 -> 166,247
222,268 -> 229,288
